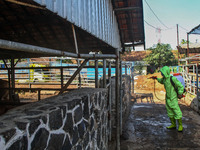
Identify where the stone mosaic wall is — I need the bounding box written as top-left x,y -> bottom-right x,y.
0,88 -> 108,150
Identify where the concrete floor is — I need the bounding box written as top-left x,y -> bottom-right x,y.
121,102 -> 200,150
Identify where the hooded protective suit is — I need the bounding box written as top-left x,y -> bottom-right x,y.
157,66 -> 184,119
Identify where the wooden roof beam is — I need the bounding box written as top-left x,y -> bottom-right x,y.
114,7 -> 142,12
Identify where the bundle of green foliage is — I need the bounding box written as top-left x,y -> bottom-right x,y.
144,43 -> 178,71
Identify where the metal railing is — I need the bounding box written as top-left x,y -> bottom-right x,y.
180,64 -> 199,96
0,61 -> 133,98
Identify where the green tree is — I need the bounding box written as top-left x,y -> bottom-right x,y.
144,43 -> 178,70
134,62 -> 144,74
181,39 -> 190,44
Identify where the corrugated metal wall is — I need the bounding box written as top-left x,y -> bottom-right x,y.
34,0 -> 121,50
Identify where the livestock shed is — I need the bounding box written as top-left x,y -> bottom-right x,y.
177,24 -> 200,56
0,0 -> 145,149
0,0 -> 145,58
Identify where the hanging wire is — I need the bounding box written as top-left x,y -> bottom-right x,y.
144,0 -> 170,29
144,20 -> 175,31
179,25 -> 189,32
144,20 -> 157,29
144,0 -> 189,33
162,26 -> 176,31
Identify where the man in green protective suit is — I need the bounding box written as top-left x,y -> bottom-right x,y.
152,66 -> 184,132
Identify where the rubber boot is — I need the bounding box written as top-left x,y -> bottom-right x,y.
178,118 -> 183,132
166,118 -> 176,129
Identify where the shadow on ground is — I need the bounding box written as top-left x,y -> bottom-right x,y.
120,97 -> 200,150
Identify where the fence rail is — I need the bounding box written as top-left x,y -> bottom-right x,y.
165,65 -> 199,96
0,61 -> 133,100
179,64 -> 199,96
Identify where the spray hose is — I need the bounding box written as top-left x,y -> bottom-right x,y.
153,79 -> 165,101
148,76 -> 165,101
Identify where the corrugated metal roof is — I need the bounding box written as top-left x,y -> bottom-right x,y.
34,0 -> 122,50
0,0 -> 145,59
188,24 -> 200,35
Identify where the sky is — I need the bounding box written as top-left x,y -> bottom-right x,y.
143,0 -> 200,50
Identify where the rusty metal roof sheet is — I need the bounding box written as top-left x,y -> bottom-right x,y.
113,0 -> 145,49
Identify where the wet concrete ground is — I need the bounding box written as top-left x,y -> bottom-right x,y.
121,102 -> 200,150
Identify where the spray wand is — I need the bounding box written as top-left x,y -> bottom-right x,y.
148,76 -> 157,79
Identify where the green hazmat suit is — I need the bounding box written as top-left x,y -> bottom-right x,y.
157,66 -> 184,119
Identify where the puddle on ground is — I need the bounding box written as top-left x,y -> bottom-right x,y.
120,103 -> 200,150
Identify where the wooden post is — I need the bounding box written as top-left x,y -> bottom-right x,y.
72,24 -> 81,88
115,49 -> 120,150
2,59 -> 11,100
95,59 -> 99,88
131,64 -> 134,94
196,64 -> 199,112
187,33 -> 190,65
61,67 -> 63,88
108,61 -> 112,140
38,89 -> 41,101
119,60 -> 122,135
125,64 -> 127,75
177,24 -> 180,65
11,58 -> 15,101
103,59 -> 106,88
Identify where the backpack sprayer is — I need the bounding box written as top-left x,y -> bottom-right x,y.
170,73 -> 187,98
148,73 -> 186,99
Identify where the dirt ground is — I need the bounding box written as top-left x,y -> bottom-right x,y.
16,84 -> 78,102
120,102 -> 200,150
133,73 -> 166,104
119,73 -> 200,150
134,73 -> 164,91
